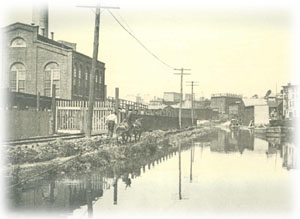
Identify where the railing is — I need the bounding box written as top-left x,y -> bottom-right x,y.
106,96 -> 148,110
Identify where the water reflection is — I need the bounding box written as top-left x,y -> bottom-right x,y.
282,143 -> 298,170
189,140 -> 194,183
85,174 -> 93,218
8,129 -> 297,217
178,141 -> 182,200
113,178 -> 118,205
209,129 -> 297,170
8,148 -> 177,216
211,130 -> 254,154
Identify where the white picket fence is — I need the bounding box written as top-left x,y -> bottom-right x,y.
56,100 -> 114,134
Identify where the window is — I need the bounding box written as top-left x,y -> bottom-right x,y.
85,68 -> 88,80
95,73 -> 98,83
10,63 -> 26,92
85,67 -> 89,95
11,37 -> 26,47
78,65 -> 81,79
73,64 -> 78,94
44,62 -> 60,97
99,71 -> 102,84
80,65 -> 84,95
95,70 -> 100,98
78,65 -> 82,94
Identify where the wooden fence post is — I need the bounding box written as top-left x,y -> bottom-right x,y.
51,84 -> 56,134
36,92 -> 40,111
115,87 -> 119,122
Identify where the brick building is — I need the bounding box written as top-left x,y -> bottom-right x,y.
210,93 -> 242,115
2,14 -> 106,101
228,100 -> 244,120
282,83 -> 299,120
163,92 -> 181,105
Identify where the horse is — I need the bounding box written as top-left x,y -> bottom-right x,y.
132,118 -> 143,142
115,120 -> 131,143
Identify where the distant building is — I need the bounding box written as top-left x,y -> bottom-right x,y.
180,99 -> 211,109
241,98 -> 269,126
264,91 -> 283,119
149,97 -> 163,106
148,104 -> 177,117
228,100 -> 244,120
185,93 -> 192,101
282,83 -> 299,120
163,92 -> 181,105
136,95 -> 143,104
170,102 -> 217,120
210,93 -> 242,118
2,6 -> 106,101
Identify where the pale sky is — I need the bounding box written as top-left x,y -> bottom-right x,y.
0,0 -> 296,100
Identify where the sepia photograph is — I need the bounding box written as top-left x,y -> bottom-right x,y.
0,0 -> 299,218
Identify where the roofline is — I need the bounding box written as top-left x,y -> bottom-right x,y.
282,84 -> 299,88
73,50 -> 105,66
245,104 -> 268,107
2,22 -> 37,30
3,22 -> 106,66
37,34 -> 74,50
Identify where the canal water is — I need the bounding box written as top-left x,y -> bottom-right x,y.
7,129 -> 298,218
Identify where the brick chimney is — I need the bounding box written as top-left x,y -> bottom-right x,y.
32,3 -> 49,37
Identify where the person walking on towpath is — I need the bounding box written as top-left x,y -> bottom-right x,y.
106,112 -> 118,138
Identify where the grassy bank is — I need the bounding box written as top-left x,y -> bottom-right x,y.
7,124 -> 218,187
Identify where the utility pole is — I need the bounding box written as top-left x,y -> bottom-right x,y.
186,81 -> 199,126
174,68 -> 191,129
78,2 -> 119,138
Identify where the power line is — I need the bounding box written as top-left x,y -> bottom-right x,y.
107,9 -> 174,70
115,11 -> 136,35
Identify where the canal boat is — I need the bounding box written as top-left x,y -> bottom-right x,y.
248,122 -> 267,134
253,126 -> 267,134
266,126 -> 287,137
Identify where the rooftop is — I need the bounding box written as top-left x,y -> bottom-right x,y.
282,83 -> 299,88
4,22 -> 105,65
211,93 -> 243,98
243,98 -> 267,107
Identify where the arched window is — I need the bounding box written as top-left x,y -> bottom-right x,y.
10,37 -> 26,47
44,62 -> 60,97
10,63 -> 26,92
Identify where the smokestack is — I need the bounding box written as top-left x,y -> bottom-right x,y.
32,3 -> 49,37
51,32 -> 54,40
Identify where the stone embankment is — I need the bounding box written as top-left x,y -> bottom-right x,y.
7,123 -> 218,186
